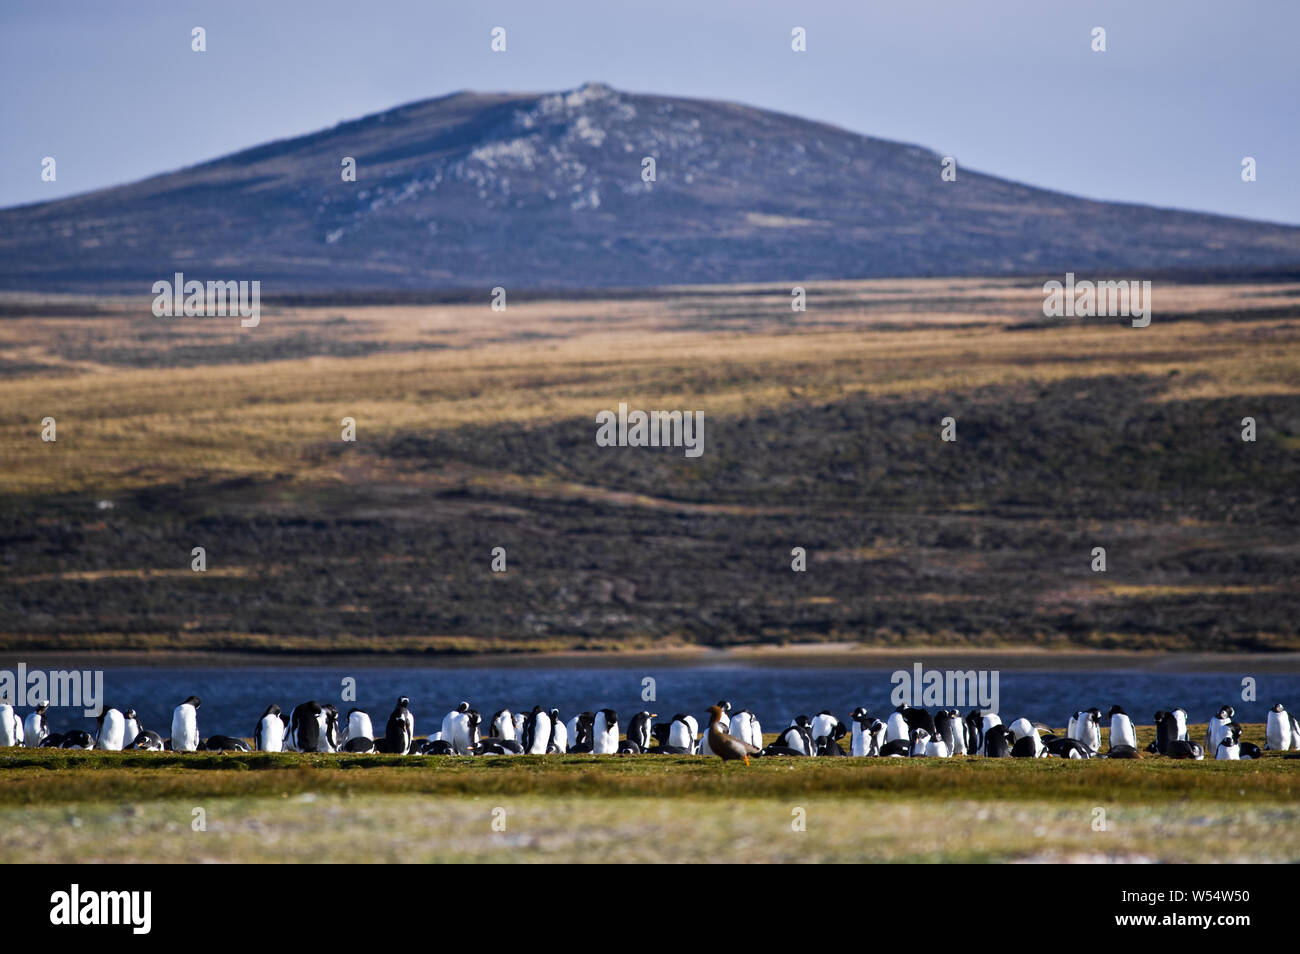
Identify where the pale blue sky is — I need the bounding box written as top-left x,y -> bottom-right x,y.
2,0 -> 1297,222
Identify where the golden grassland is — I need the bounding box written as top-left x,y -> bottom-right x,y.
3,278 -> 1298,496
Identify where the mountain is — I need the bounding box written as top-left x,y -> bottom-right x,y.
2,82 -> 1298,293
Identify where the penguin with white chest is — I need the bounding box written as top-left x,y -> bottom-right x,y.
1266,703 -> 1292,751
0,704 -> 23,748
1216,736 -> 1240,760
626,711 -> 656,752
122,709 -> 140,746
548,709 -> 567,753
344,708 -> 373,745
522,706 -> 552,755
288,701 -> 324,752
171,696 -> 201,752
1107,705 -> 1136,752
1205,705 -> 1234,753
592,709 -> 619,754
255,704 -> 286,752
385,697 -> 415,755
23,701 -> 49,748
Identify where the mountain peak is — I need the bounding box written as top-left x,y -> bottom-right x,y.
1,86 -> 1297,292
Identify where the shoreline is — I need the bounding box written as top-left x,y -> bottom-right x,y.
4,645 -> 1298,673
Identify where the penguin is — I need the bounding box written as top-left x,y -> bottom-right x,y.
568,712 -> 596,753
983,725 -> 1013,758
592,709 -> 619,754
902,707 -> 938,736
1107,745 -> 1139,759
1266,703 -> 1292,751
40,733 -> 66,748
0,704 -> 22,747
1166,740 -> 1203,760
963,710 -> 984,757
810,711 -> 847,745
760,743 -> 812,757
127,730 -> 164,751
23,701 -> 49,747
1205,705 -> 1234,753
491,709 -> 516,742
909,728 -> 931,757
255,704 -> 285,752
60,729 -> 94,749
1290,713 -> 1300,751
319,704 -> 341,752
122,709 -> 140,747
1150,710 -> 1175,754
924,730 -> 950,758
201,735 -> 251,752
1043,736 -> 1093,759
626,711 -> 656,752
96,707 -> 127,750
849,707 -> 874,757
1007,717 -> 1037,742
475,738 -> 525,755
667,714 -> 697,753
1066,711 -> 1080,741
1076,708 -> 1102,753
441,702 -> 470,750
289,701 -> 324,752
342,737 -> 376,753
171,696 -> 201,752
386,697 -> 415,755
1107,705 -> 1136,752
417,739 -> 457,755
462,709 -> 483,754
1011,729 -> 1046,758
729,710 -> 760,749
980,711 -> 1003,740
1238,742 -> 1262,760
878,738 -> 911,758
343,708 -> 372,744
522,706 -> 551,755
616,740 -> 642,755
1170,707 -> 1189,742
884,707 -> 910,743
1215,736 -> 1239,761
775,723 -> 814,756
548,709 -> 567,753
940,709 -> 966,755
814,734 -> 847,756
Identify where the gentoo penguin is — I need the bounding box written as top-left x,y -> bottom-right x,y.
942,709 -> 967,755
1107,745 -> 1139,759
1011,729 -> 1046,758
983,725 -> 1013,758
878,738 -> 911,758
1238,742 -> 1262,760
816,735 -> 848,756
1075,708 -> 1102,752
810,711 -> 847,745
416,739 -> 457,755
592,709 -> 619,754
462,709 -> 483,754
1205,705 -> 1234,752
1066,711 -> 1080,741
909,728 -> 931,757
0,704 -> 22,747
1170,707 -> 1189,742
775,722 -> 814,756
289,701 -> 324,752
319,704 -> 342,752
171,696 -> 201,752
728,710 -> 756,749
980,710 -> 1003,742
345,708 -> 373,745
626,711 -> 656,752
40,733 -> 66,748
1166,740 -> 1203,760
441,702 -> 470,749
23,701 -> 49,747
60,729 -> 94,749
849,707 -> 874,757
522,706 -> 551,755
1007,717 -> 1037,742
1150,710 -> 1176,754
568,712 -> 595,753
475,738 -> 525,755
342,737 -> 376,753
707,705 -> 760,765
255,704 -> 286,752
386,697 -> 415,755
95,707 -> 127,750
924,730 -> 950,758
1107,705 -> 1136,752
127,730 -> 164,751
1215,736 -> 1240,760
884,707 -> 910,743
666,714 -> 697,753
963,710 -> 984,757
548,709 -> 567,753
1266,703 -> 1293,751
491,709 -> 516,742
122,709 -> 140,746
201,735 -> 251,752
902,707 -> 938,736
1043,736 -> 1093,759
1291,712 -> 1300,751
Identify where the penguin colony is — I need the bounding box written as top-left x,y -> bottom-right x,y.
3,696 -> 1300,762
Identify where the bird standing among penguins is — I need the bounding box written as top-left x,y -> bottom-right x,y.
707,704 -> 760,765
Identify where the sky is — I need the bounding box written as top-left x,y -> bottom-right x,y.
2,0 -> 1297,223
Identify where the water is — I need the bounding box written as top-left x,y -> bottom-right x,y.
26,665 -> 1300,739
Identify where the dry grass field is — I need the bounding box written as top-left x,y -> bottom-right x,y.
1,277 -> 1298,653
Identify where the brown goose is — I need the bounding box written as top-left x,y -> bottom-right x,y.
707,704 -> 761,765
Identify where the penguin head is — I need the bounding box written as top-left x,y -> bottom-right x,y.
1273,702 -> 1286,713
715,700 -> 732,714
1106,705 -> 1125,717
124,708 -> 137,719
184,696 -> 201,708
36,700 -> 49,714
456,701 -> 469,713
397,697 -> 410,709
